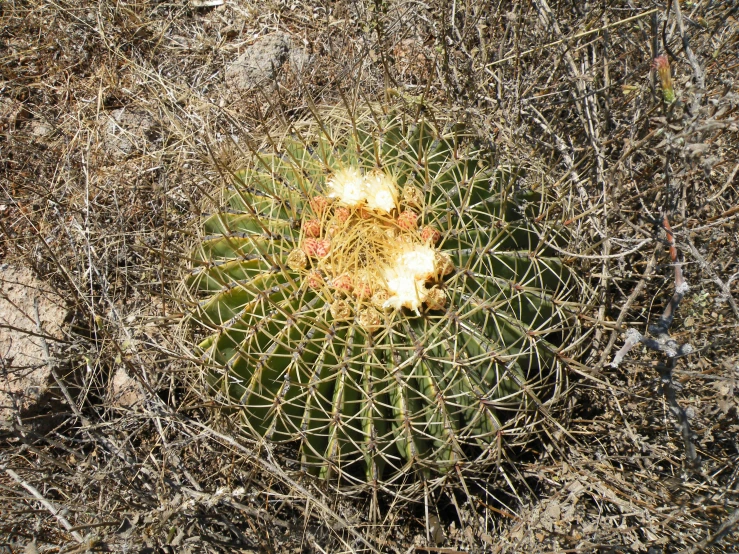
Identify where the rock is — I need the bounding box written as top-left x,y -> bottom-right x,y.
0,265 -> 67,424
109,366 -> 146,409
225,32 -> 307,92
30,119 -> 54,138
102,107 -> 157,159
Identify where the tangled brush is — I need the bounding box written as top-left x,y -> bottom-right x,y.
185,101 -> 590,495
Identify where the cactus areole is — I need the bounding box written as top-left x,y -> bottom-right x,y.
187,105 -> 585,493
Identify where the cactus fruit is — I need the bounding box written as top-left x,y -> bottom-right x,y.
186,103 -> 587,493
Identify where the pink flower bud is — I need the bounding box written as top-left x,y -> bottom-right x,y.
421,226 -> 441,244
303,238 -> 331,258
397,210 -> 418,231
332,273 -> 354,293
309,195 -> 329,215
303,219 -> 322,238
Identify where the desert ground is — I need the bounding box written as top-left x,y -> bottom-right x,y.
1,1 -> 738,552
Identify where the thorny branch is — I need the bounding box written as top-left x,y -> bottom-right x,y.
611,214 -> 699,468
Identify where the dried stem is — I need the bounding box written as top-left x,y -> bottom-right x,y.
3,467 -> 84,543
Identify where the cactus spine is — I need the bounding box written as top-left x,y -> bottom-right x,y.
186,103 -> 586,493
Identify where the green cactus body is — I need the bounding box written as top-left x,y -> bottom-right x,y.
187,104 -> 585,491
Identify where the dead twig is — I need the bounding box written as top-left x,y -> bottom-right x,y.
34,298 -> 88,425
599,249 -> 658,369
686,237 -> 739,320
669,0 -> 705,91
3,467 -> 85,543
677,507 -> 739,554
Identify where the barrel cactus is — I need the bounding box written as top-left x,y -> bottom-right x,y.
185,102 -> 587,494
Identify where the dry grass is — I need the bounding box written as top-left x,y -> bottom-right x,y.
1,0 -> 738,552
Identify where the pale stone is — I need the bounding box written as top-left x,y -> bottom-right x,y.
0,265 -> 67,423
109,366 -> 146,409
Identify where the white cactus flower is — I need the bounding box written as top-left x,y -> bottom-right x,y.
382,243 -> 437,313
327,168 -> 399,213
327,167 -> 365,207
364,172 -> 399,213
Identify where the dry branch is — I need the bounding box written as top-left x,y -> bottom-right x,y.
3,467 -> 84,543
